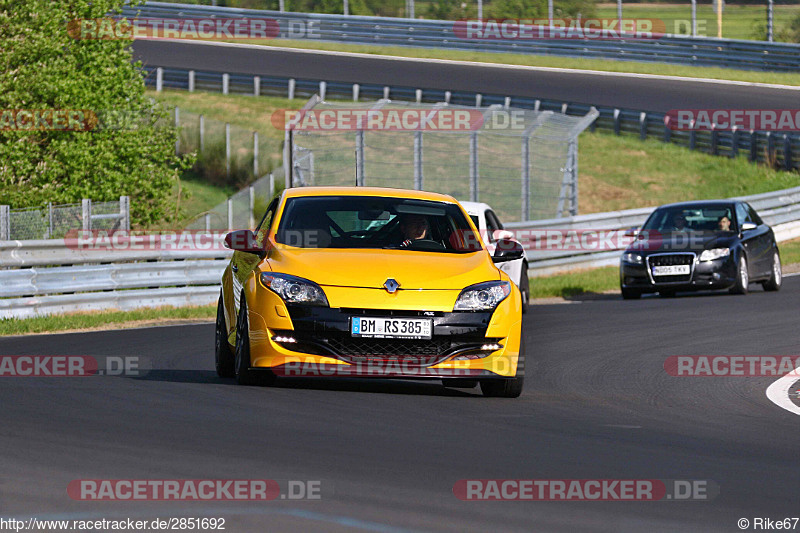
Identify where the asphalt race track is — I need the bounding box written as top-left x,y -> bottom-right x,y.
3,277 -> 800,532
131,40 -> 800,112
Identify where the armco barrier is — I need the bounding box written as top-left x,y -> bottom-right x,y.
124,2 -> 800,72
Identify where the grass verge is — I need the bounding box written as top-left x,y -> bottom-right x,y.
0,305 -> 216,337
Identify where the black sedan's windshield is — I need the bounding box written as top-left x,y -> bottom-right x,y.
641,204 -> 737,233
276,196 -> 482,252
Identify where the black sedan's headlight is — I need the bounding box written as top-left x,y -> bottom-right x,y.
621,252 -> 643,265
260,272 -> 329,306
699,248 -> 731,262
454,281 -> 511,311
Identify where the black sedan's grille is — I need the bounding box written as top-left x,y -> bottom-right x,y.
648,254 -> 694,267
647,253 -> 694,283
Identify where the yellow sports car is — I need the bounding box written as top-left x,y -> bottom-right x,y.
215,187 -> 525,397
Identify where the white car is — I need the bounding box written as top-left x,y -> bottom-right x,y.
460,201 -> 529,312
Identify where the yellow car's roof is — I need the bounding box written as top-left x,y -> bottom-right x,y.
283,186 -> 458,204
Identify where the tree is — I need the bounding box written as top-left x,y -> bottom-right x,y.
0,0 -> 189,226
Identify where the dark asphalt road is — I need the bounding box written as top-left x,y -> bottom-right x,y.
131,40 -> 800,112
2,278 -> 800,531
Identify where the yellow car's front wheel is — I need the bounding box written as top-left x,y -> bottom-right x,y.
234,293 -> 276,387
480,341 -> 525,398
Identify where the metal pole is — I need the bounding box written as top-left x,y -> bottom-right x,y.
0,205 -> 9,241
120,196 -> 130,231
355,130 -> 365,186
188,70 -> 195,92
205,213 -> 211,232
253,131 -> 259,177
254,76 -> 260,96
570,139 -> 579,216
199,114 -> 204,153
691,0 -> 697,37
767,0 -> 774,42
477,0 -> 482,19
413,131 -> 423,190
408,0 -> 414,19
548,0 -> 553,29
288,78 -> 296,100
469,132 -> 478,202
269,173 -> 275,198
222,73 -> 229,95
155,67 -> 163,92
82,199 -> 91,231
227,198 -> 233,231
617,0 -> 623,36
343,0 -> 349,15
225,123 -> 231,182
47,202 -> 53,238
174,106 -> 180,156
279,0 -> 284,11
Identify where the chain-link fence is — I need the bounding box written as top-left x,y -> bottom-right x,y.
185,171 -> 283,230
0,197 -> 130,241
286,98 -> 597,223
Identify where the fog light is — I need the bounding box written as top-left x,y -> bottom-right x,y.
273,335 -> 297,343
481,343 -> 501,351
712,273 -> 721,281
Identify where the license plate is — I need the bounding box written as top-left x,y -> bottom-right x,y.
351,317 -> 432,339
652,265 -> 690,276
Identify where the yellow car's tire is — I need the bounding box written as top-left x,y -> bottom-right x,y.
480,342 -> 525,398
234,293 -> 276,387
215,294 -> 235,378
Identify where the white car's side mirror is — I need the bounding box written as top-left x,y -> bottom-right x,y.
492,229 -> 514,241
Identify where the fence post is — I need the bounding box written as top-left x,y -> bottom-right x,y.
711,126 -> 719,155
225,123 -> 231,181
249,185 -> 255,228
663,116 -> 671,143
469,132 -> 478,201
504,96 -> 511,109
639,112 -> 647,141
269,173 -> 275,198
521,136 -> 530,222
254,76 -> 260,96
174,106 -> 180,156
0,205 -> 10,241
383,86 -> 390,100
355,130 -> 365,186
415,89 -> 422,103
222,73 -> 229,95
188,70 -> 195,92
288,78 -> 296,100
199,114 -> 205,153
731,127 -> 739,158
119,196 -> 130,231
227,198 -> 233,231
444,91 -> 451,104
534,100 -> 541,111
82,199 -> 91,231
570,139 -> 579,216
766,131 -> 774,164
205,213 -> 211,232
413,131 -> 423,190
319,81 -> 327,101
561,103 -> 568,114
352,83 -> 360,102
47,202 -> 53,238
156,67 -> 163,92
689,127 -> 697,151
253,131 -> 259,177
475,94 -> 482,108
613,108 -> 621,135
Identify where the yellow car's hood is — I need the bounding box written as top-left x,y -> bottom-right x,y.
267,246 -> 499,290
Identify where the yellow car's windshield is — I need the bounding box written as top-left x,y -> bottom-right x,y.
276,195 -> 482,253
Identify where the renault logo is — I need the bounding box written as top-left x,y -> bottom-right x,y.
383,278 -> 400,293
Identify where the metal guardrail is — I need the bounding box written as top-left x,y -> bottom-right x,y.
126,2 -> 800,72
145,65 -> 800,172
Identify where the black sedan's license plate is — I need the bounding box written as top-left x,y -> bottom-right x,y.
351,317 -> 432,339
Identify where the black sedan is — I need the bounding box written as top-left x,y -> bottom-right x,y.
620,200 -> 782,299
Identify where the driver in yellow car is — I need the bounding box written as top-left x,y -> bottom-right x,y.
399,214 -> 429,247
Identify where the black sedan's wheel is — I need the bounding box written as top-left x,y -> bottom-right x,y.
519,264 -> 530,314
234,294 -> 276,386
480,342 -> 525,398
621,287 -> 641,300
762,251 -> 782,292
730,255 -> 749,295
215,294 -> 235,378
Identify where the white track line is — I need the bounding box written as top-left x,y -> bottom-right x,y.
766,366 -> 800,416
140,38 -> 800,91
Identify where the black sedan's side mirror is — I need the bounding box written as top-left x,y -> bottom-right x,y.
493,238 -> 524,263
224,230 -> 266,257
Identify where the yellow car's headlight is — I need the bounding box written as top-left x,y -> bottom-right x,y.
260,272 -> 329,306
454,281 -> 511,311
